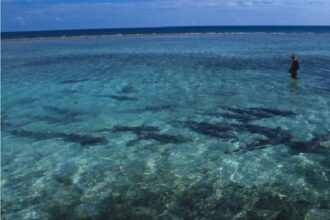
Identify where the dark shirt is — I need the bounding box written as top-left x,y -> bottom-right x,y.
289,60 -> 299,74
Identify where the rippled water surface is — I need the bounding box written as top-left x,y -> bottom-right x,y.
2,34 -> 330,219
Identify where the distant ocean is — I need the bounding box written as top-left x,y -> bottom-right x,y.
2,25 -> 330,39
2,26 -> 330,219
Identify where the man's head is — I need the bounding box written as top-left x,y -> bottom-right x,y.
291,55 -> 296,60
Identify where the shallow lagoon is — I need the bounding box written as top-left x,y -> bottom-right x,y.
1,33 -> 330,219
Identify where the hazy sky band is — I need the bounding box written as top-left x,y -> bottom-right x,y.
2,0 -> 330,31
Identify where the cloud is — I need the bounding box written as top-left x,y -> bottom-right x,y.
44,0 -> 327,10
14,16 -> 26,26
2,0 -> 328,12
55,17 -> 65,22
2,0 -> 325,7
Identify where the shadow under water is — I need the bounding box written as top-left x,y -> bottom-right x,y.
104,125 -> 190,145
9,129 -> 108,147
2,117 -> 108,147
94,95 -> 139,101
28,106 -> 86,125
60,79 -> 90,84
200,107 -> 296,123
181,105 -> 329,154
184,120 -> 237,141
290,131 -> 330,154
123,104 -> 176,113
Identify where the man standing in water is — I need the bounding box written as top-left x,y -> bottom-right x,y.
289,55 -> 299,79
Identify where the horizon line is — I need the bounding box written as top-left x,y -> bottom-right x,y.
3,25 -> 330,34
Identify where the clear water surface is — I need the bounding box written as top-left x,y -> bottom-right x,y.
1,33 -> 330,219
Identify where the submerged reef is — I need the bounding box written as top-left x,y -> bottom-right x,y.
2,171 -> 327,220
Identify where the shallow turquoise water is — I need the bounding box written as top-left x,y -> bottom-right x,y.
1,34 -> 330,219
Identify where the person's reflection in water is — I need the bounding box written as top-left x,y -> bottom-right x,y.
289,78 -> 300,92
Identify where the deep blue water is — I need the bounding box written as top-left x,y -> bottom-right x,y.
2,26 -> 330,39
1,31 -> 330,219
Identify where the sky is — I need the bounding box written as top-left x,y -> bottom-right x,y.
2,0 -> 330,32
